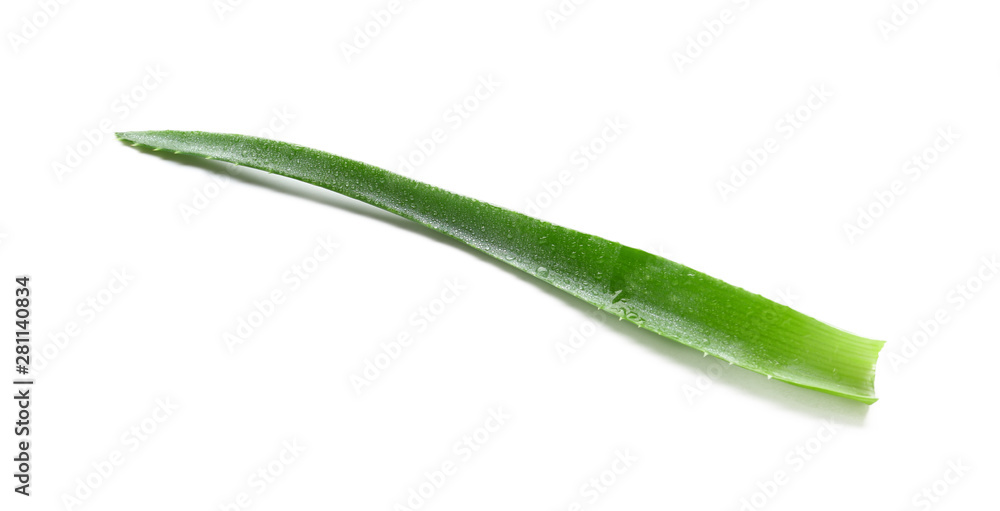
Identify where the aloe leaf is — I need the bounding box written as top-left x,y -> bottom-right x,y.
117,130 -> 884,404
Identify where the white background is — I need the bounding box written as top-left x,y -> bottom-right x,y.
2,1 -> 998,510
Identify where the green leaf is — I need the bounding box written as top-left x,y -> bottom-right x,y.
117,130 -> 884,404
